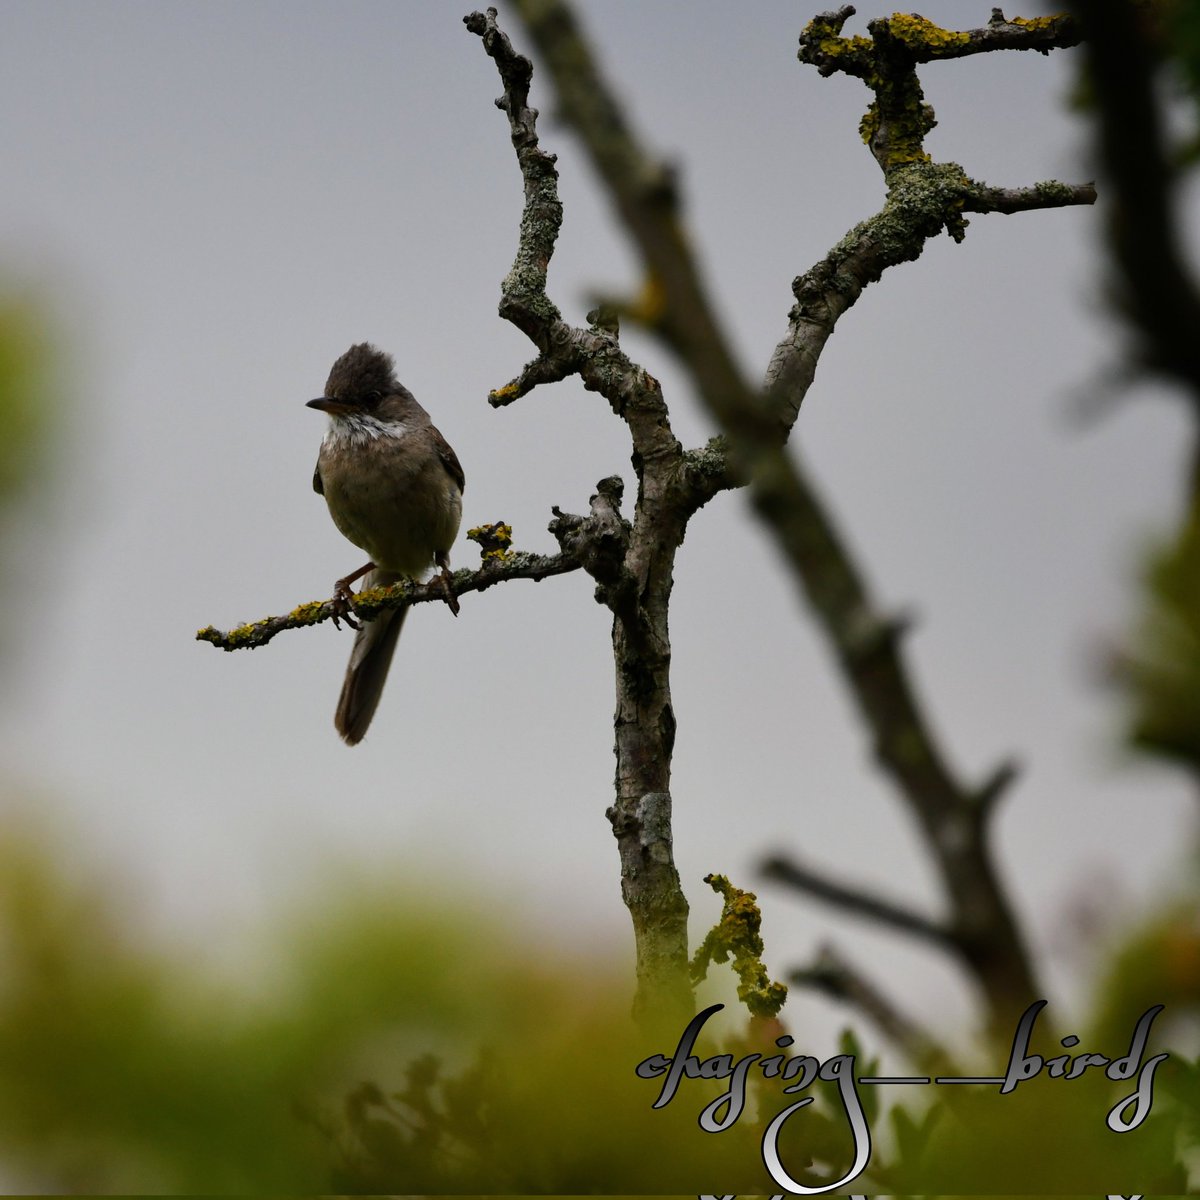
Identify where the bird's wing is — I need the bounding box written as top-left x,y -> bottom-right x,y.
431,426 -> 465,495
312,461 -> 324,495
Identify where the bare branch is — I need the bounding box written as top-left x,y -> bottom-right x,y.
964,179 -> 1097,213
761,854 -> 955,952
1070,0 -> 1200,409
974,757 -> 1021,815
789,943 -> 950,1069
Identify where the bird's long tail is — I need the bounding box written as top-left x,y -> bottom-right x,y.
335,568 -> 407,745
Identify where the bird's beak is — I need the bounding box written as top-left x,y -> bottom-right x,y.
306,396 -> 355,414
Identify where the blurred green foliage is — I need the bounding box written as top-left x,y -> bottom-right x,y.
0,295 -> 56,507
1119,492 -> 1200,775
0,829 -> 768,1192
1164,0 -> 1200,163
0,823 -> 1192,1193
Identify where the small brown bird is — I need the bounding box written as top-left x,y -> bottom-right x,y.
307,343 -> 464,745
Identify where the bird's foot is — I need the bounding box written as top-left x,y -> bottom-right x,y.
331,576 -> 362,631
329,561 -> 376,630
437,564 -> 460,617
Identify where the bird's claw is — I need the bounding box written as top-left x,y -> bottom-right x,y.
331,578 -> 361,631
438,565 -> 460,617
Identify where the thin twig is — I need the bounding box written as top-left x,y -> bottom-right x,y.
761,855 -> 955,952
789,942 -> 952,1070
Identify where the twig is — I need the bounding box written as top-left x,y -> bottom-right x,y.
761,854 -> 955,952
789,942 -> 950,1070
964,181 -> 1097,213
196,547 -> 580,653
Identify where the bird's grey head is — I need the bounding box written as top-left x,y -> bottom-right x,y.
322,343 -> 399,408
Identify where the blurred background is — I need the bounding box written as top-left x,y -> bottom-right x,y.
0,0 -> 1196,1189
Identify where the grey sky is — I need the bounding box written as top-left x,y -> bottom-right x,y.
0,1 -> 1193,1051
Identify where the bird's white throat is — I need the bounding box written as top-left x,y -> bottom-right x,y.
323,411 -> 410,450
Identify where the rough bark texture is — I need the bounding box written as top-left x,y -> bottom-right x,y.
509,0 -> 1090,1036
466,7 -> 695,1020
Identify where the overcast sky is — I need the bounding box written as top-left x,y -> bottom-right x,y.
0,0 -> 1194,1054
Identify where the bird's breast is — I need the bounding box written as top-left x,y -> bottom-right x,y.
317,428 -> 461,578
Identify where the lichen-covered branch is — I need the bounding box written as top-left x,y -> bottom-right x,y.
800,7 -> 1080,80
463,6 -> 562,341
964,180 -> 1097,213
467,6 -> 694,1021
509,0 -> 763,474
197,522 -> 583,652
464,8 -> 681,470
689,873 -> 788,1020
763,170 -> 1095,432
766,9 -> 1094,428
509,0 -> 1083,1032
800,9 -> 1081,174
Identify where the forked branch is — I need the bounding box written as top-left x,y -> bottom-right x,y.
509,0 -> 1088,1033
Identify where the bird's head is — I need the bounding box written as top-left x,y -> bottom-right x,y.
307,343 -> 399,415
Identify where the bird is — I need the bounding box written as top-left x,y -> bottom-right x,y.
307,343 -> 464,745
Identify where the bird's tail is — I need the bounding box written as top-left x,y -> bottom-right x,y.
335,568 -> 407,746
